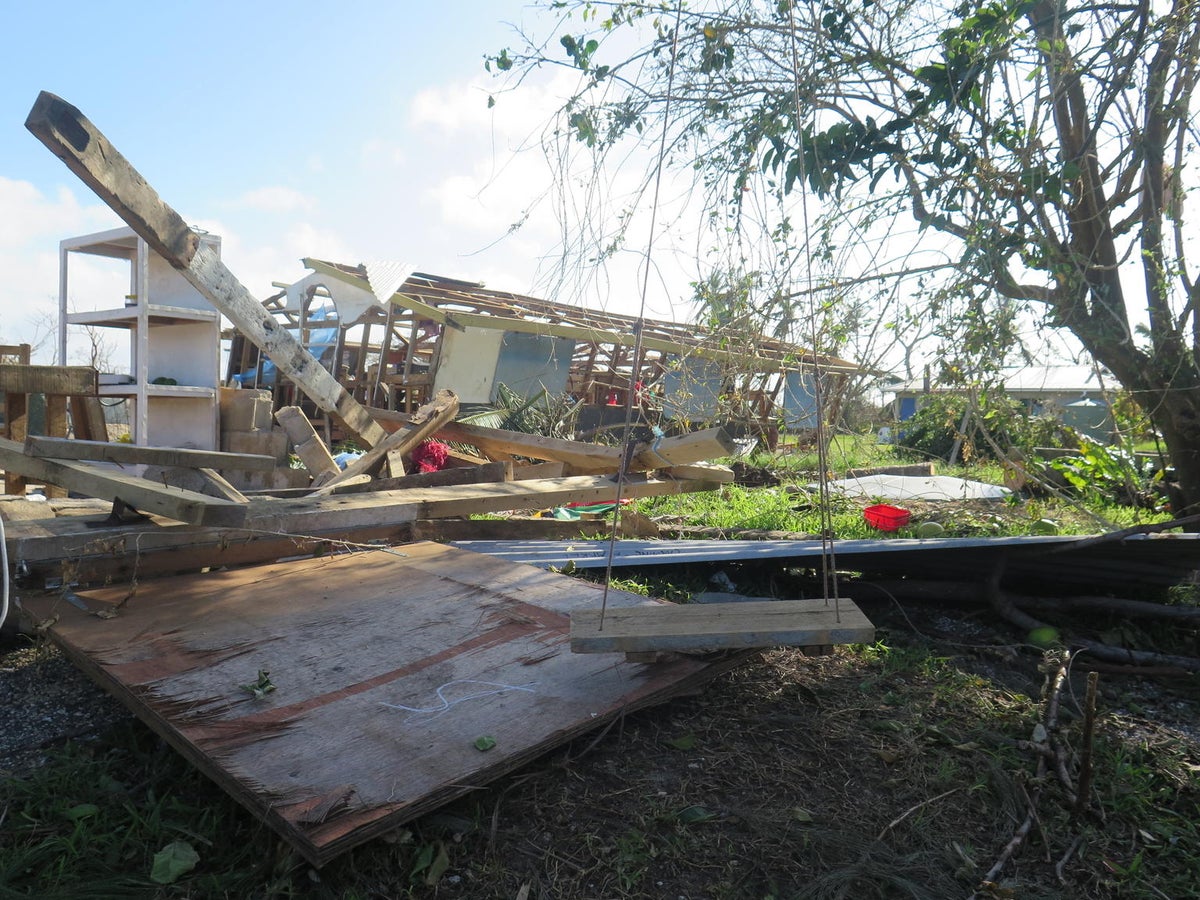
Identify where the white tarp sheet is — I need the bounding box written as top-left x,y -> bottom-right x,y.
817,474 -> 1011,502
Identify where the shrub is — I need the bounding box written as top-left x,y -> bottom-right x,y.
895,391 -> 1069,463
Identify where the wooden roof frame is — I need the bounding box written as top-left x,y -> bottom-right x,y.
300,259 -> 863,377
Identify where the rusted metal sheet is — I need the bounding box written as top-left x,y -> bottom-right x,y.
18,543 -> 745,866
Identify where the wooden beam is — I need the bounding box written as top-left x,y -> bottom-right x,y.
0,365 -> 98,396
5,474 -> 717,583
371,408 -> 736,474
0,437 -> 247,527
570,599 -> 875,654
42,396 -> 69,498
69,395 -> 108,442
663,463 -> 736,483
25,91 -> 386,449
196,468 -> 250,503
273,406 -> 337,480
314,390 -> 458,493
327,460 -> 511,495
24,435 -> 277,471
2,393 -> 28,495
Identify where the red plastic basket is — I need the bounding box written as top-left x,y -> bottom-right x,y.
863,504 -> 911,531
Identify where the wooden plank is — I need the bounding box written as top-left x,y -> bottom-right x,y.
18,544 -> 749,865
3,474 -> 716,584
328,460 -> 512,495
314,390 -> 458,493
25,91 -> 386,449
42,395 -> 69,498
664,462 -> 736,483
3,393 -> 28,495
196,468 -> 250,503
0,364 -> 97,396
274,406 -> 338,480
0,437 -> 246,527
69,395 -> 108,442
24,435 -> 277,471
373,409 -> 737,474
570,598 -> 875,654
512,461 -> 566,480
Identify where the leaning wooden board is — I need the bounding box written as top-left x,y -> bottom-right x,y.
18,543 -> 748,866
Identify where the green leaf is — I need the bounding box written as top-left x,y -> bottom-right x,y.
65,803 -> 100,821
666,733 -> 697,751
150,840 -> 200,885
474,735 -> 497,752
675,805 -> 716,824
425,842 -> 451,886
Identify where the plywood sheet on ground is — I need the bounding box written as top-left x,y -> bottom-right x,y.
18,543 -> 745,865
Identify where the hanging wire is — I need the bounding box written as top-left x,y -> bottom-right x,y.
786,1 -> 842,619
598,0 -> 685,630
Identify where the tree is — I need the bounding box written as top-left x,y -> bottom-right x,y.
490,0 -> 1200,511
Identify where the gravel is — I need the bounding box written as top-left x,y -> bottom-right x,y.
0,632 -> 131,775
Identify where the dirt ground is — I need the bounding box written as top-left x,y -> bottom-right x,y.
3,590 -> 1198,899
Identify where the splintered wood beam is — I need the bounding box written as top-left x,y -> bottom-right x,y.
24,435 -> 277,471
570,599 -> 875,654
327,460 -> 512,495
25,91 -> 386,449
0,365 -> 98,396
369,407 -> 737,473
0,437 -> 246,527
314,390 -> 458,493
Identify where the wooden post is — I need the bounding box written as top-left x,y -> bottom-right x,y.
26,91 -> 386,449
42,395 -> 69,498
2,392 -> 27,495
313,390 -> 459,493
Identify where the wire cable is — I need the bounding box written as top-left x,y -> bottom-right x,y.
598,0 -> 685,630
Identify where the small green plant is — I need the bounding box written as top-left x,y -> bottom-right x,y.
1049,436 -> 1162,508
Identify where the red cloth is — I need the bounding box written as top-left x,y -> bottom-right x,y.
410,440 -> 450,473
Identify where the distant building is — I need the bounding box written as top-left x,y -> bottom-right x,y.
889,365 -> 1114,442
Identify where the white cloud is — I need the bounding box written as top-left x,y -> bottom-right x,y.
0,177 -> 119,355
233,186 -> 315,214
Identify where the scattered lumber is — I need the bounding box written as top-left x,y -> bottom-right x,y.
570,598 -> 875,654
26,91 -> 386,449
5,473 -> 719,584
314,390 -> 458,493
0,437 -> 247,527
1,364 -> 97,499
327,460 -> 512,495
369,406 -> 737,475
24,435 -> 277,471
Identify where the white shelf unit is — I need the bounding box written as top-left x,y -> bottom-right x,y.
58,226 -> 222,450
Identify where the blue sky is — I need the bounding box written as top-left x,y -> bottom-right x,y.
1,1 -> 663,354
